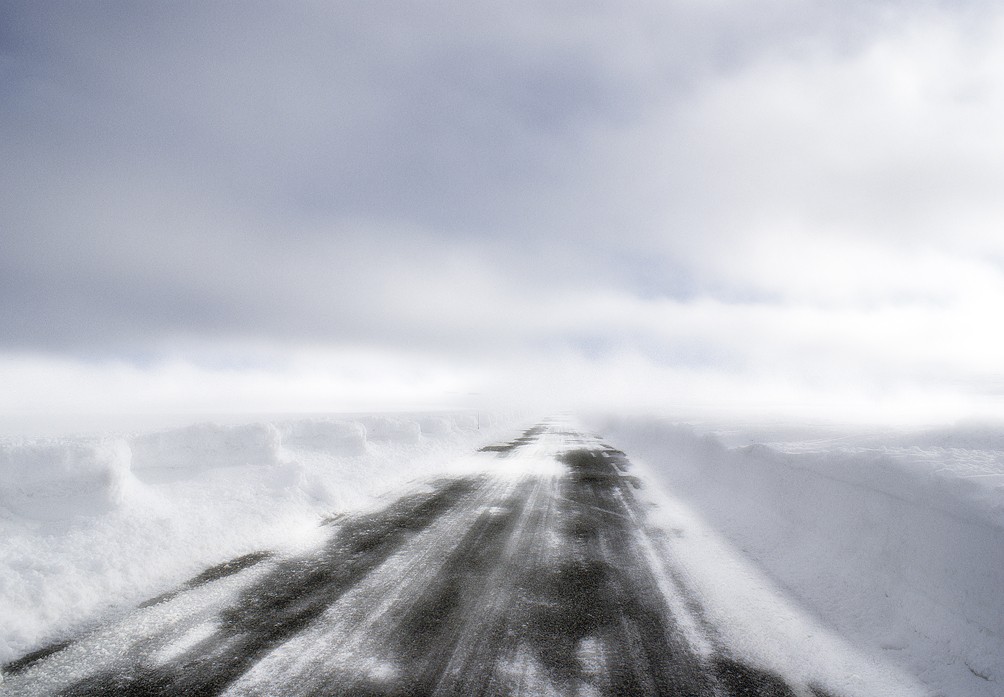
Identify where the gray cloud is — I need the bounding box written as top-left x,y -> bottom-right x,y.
3,1 -> 1004,418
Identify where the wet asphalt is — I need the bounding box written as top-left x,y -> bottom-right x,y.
1,423 -> 841,697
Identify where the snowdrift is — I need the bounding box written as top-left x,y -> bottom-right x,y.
0,439 -> 135,519
129,422 -> 284,471
357,415 -> 422,444
594,417 -> 1004,697
275,419 -> 367,455
0,414 -> 497,521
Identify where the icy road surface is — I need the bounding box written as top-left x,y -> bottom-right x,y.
1,423 -> 915,696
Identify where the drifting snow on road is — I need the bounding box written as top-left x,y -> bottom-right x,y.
2,422 -> 923,696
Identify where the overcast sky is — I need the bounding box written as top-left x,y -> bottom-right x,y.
3,1 -> 1004,423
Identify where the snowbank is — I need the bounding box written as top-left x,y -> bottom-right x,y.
417,415 -> 454,437
129,422 -> 284,471
0,438 -> 135,519
276,419 -> 367,456
357,415 -> 422,444
593,416 -> 1004,697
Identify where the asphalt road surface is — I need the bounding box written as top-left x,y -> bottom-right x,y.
2,422 -> 841,697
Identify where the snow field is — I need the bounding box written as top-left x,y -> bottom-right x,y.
592,417 -> 1004,697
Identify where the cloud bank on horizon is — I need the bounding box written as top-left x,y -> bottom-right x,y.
2,1 -> 1004,422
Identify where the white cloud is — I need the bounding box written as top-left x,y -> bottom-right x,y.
633,7 -> 1004,265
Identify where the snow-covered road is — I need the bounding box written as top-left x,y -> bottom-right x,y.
1,422 -> 917,696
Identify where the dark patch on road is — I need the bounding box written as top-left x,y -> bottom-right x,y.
477,423 -> 548,454
638,553 -> 826,697
537,448 -> 717,695
187,551 -> 275,588
541,449 -> 813,697
58,478 -> 479,697
137,589 -> 183,609
137,551 -> 275,610
476,443 -> 516,452
356,484 -> 534,695
712,656 -> 800,696
1,640 -> 72,677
